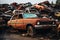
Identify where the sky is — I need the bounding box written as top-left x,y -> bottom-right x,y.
0,0 -> 57,4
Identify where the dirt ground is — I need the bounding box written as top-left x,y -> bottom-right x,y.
0,29 -> 60,40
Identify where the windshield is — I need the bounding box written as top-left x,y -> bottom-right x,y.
23,13 -> 38,18
30,9 -> 37,13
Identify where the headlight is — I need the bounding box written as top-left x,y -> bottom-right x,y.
37,21 -> 40,25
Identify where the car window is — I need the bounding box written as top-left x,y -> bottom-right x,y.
18,14 -> 23,19
23,13 -> 38,18
12,15 -> 18,20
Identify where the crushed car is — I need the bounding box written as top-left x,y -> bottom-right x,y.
0,12 -> 11,30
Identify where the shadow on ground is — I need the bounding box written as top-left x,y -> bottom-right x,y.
0,29 -> 60,40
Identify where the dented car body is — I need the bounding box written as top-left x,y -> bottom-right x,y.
8,13 -> 57,30
7,13 -> 57,36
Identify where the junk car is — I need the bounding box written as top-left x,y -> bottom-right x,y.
8,13 -> 57,36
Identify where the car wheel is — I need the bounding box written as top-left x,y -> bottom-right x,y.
26,26 -> 35,37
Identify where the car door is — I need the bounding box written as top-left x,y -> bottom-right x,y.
16,14 -> 24,29
10,15 -> 18,28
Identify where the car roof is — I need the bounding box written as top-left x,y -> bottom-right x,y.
14,13 -> 36,15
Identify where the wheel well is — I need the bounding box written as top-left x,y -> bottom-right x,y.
26,24 -> 33,29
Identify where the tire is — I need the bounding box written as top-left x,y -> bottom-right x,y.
26,26 -> 35,37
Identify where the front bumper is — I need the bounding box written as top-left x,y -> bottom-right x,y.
34,25 -> 57,29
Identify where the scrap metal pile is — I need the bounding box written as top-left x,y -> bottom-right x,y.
0,1 -> 60,19
0,1 -> 60,37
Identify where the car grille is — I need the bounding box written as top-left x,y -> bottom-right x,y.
39,21 -> 54,25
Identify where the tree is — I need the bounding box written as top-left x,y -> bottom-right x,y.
56,0 -> 60,5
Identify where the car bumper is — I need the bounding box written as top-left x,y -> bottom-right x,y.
34,25 -> 56,29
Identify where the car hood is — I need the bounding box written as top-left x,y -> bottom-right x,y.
26,17 -> 52,21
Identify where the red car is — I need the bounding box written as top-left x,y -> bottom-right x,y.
8,13 -> 57,36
